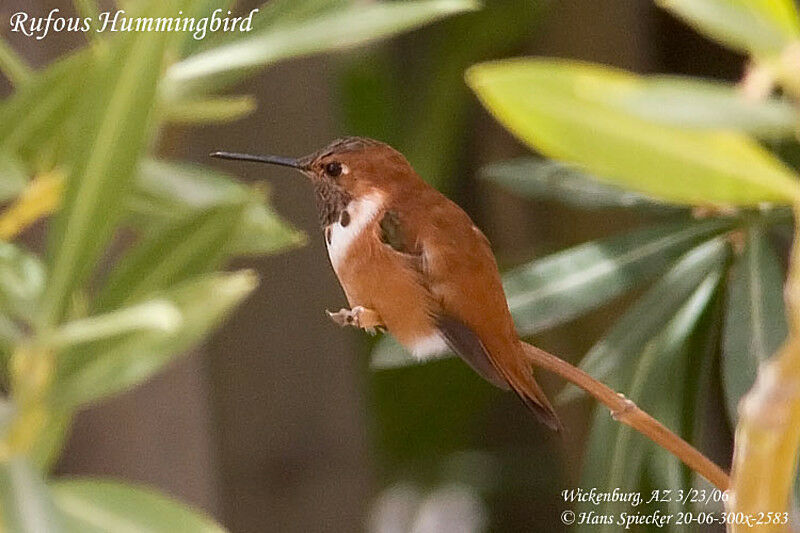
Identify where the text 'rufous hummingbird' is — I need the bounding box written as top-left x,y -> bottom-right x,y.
211,137 -> 561,430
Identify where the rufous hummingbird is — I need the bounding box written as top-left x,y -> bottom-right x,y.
211,137 -> 560,430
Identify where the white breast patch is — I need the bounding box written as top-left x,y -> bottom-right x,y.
325,191 -> 385,271
409,332 -> 449,360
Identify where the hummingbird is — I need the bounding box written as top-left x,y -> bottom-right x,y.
211,137 -> 560,430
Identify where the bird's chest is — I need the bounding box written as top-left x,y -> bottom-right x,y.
323,193 -> 384,278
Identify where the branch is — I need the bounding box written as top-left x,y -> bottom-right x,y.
727,204 -> 800,529
519,342 -> 731,491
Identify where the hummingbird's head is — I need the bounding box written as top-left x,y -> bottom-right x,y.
211,137 -> 418,225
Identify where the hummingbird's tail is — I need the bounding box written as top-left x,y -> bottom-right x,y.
506,341 -> 563,431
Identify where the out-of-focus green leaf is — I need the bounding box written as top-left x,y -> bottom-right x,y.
481,158 -> 674,210
0,51 -> 90,165
163,95 -> 257,124
96,204 -> 245,312
227,202 -> 307,256
0,397 -> 15,438
166,0 -> 480,94
29,409 -> 72,473
131,160 -> 249,216
560,237 -> 728,402
722,227 -> 787,423
657,0 -> 800,57
51,479 -> 226,533
0,458 -> 64,532
48,300 -> 182,348
610,76 -> 799,137
578,274 -> 716,532
0,153 -> 28,202
42,0 -> 177,326
128,160 -> 305,256
372,219 -> 731,368
249,0 -> 351,33
0,242 -> 45,323
507,221 -> 731,336
54,270 -> 257,407
466,60 -> 800,206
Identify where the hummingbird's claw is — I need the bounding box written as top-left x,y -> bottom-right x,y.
326,306 -> 385,332
326,308 -> 353,327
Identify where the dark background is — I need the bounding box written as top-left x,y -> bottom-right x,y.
1,1 -> 741,531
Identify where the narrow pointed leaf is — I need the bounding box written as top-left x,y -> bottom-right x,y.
166,0 -> 480,94
51,479 -> 226,533
467,60 -> 800,206
481,158 -> 675,210
372,220 -> 732,368
162,95 -> 256,124
48,300 -> 182,349
657,0 -> 800,57
0,153 -> 28,203
42,0 -> 177,326
128,160 -> 305,256
0,459 -> 64,533
0,51 -> 90,162
610,76 -> 799,137
0,242 -> 45,323
579,275 -> 715,532
560,237 -> 728,401
722,227 -> 788,422
54,271 -> 257,407
96,204 -> 245,312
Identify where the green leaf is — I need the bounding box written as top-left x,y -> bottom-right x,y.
610,76 -> 799,138
227,202 -> 307,256
53,270 -> 257,408
0,50 -> 90,164
722,227 -> 788,422
51,479 -> 226,533
507,220 -> 732,336
128,160 -> 305,256
166,0 -> 480,94
0,242 -> 45,323
481,158 -> 676,210
466,59 -> 800,206
372,219 -> 732,368
657,0 -> 800,57
162,95 -> 256,124
48,300 -> 182,349
560,237 -> 728,402
42,0 -> 177,326
0,458 -> 64,532
96,204 -> 245,312
28,410 -> 73,473
0,153 -> 28,203
578,273 -> 716,532
131,160 -> 250,216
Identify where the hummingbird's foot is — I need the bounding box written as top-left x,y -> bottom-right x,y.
326,306 -> 385,334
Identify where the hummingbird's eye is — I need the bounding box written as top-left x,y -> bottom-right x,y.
324,162 -> 342,177
324,161 -> 342,177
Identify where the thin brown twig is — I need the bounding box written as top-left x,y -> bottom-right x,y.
519,342 -> 731,491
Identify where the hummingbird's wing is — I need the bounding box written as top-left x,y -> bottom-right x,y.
435,315 -> 511,389
379,210 -> 507,388
380,197 -> 560,430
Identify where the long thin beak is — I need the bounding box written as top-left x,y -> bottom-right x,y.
210,151 -> 303,169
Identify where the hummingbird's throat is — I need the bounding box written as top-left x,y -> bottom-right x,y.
314,180 -> 352,227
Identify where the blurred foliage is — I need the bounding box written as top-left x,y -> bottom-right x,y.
372,0 -> 800,531
0,0 -> 476,530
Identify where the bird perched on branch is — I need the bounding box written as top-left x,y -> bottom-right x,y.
212,137 -> 560,430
